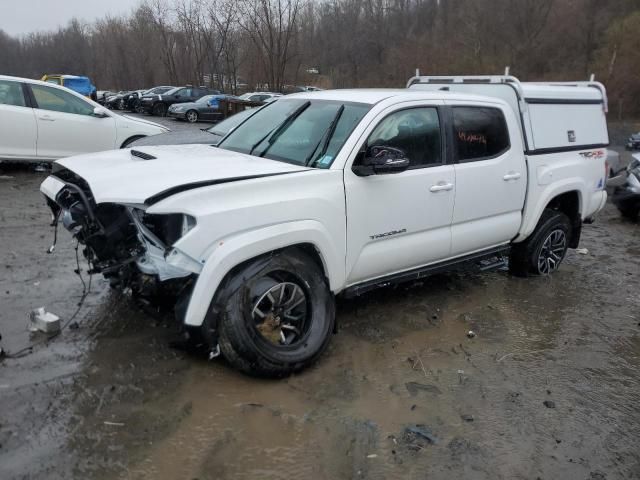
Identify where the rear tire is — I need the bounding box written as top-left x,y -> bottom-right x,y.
510,209 -> 571,277
152,103 -> 168,117
211,249 -> 335,377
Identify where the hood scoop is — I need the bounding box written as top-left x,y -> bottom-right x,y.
130,149 -> 157,161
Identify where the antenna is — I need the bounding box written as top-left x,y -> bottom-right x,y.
505,66 -> 510,76
415,68 -> 420,77
589,73 -> 595,81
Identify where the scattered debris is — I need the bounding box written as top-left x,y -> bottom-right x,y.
29,308 -> 61,333
403,425 -> 439,448
467,330 -> 476,338
461,414 -> 474,422
543,400 -> 556,409
103,421 -> 125,426
366,454 -> 378,458
405,382 -> 442,396
575,248 -> 589,255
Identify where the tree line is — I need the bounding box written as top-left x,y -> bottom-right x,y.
0,0 -> 638,117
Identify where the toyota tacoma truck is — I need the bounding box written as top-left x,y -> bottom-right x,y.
40,75 -> 609,376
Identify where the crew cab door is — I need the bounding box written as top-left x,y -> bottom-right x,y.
344,102 -> 455,285
445,102 -> 527,256
28,83 -> 116,159
0,79 -> 37,160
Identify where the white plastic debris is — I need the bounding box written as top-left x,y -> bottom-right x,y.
575,248 -> 589,255
467,330 -> 476,338
29,308 -> 61,333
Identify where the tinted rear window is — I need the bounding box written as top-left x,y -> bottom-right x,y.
452,107 -> 510,162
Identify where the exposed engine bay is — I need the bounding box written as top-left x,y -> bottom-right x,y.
45,165 -> 196,303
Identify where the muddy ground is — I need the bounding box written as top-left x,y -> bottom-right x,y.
1,125 -> 640,479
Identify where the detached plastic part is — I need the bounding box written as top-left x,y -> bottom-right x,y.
30,308 -> 61,333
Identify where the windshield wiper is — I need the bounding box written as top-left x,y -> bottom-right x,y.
249,101 -> 311,156
304,105 -> 345,167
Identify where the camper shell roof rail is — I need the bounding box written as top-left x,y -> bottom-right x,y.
406,75 -> 608,112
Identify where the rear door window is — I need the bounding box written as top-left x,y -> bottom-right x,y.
0,80 -> 27,107
452,107 -> 510,162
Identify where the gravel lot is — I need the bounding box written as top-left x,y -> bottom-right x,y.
0,120 -> 639,480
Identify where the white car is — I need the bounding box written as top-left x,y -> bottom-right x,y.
0,75 -> 168,163
41,77 -> 608,377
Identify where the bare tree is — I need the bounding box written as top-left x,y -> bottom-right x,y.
238,0 -> 304,91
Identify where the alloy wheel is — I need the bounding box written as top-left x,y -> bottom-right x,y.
251,279 -> 309,346
186,111 -> 198,123
537,229 -> 567,274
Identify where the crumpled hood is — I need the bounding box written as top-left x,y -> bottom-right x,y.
54,144 -> 309,205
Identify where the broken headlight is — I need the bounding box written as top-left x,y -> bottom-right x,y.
131,209 -> 196,247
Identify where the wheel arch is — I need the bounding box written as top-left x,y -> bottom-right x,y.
182,221 -> 343,327
120,135 -> 146,148
516,183 -> 584,245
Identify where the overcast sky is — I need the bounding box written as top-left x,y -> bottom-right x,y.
0,0 -> 139,36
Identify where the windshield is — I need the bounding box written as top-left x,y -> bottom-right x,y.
218,99 -> 370,168
159,87 -> 181,96
206,108 -> 257,136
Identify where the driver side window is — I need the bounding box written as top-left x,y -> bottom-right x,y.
367,107 -> 442,168
31,84 -> 94,116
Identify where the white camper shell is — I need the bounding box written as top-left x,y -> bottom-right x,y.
406,75 -> 609,154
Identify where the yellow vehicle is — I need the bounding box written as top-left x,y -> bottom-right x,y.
40,74 -> 97,100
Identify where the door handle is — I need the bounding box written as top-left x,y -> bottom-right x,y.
39,115 -> 55,122
503,172 -> 521,181
429,182 -> 454,192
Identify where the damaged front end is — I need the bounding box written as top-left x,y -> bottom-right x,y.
41,166 -> 199,307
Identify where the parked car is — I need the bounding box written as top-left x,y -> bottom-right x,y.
41,74 -> 97,100
140,86 -> 220,116
168,94 -> 242,123
612,153 -> 640,219
131,108 -> 258,147
105,91 -> 134,110
40,76 -> 608,376
627,132 -> 640,151
96,90 -> 116,106
124,86 -> 175,113
0,75 -> 168,162
238,92 -> 282,103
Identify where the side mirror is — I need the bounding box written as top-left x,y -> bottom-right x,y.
352,145 -> 410,177
93,107 -> 109,118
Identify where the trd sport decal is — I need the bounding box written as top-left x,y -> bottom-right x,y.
370,228 -> 407,240
579,150 -> 605,159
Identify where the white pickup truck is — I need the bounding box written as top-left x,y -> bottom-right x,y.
40,75 -> 609,376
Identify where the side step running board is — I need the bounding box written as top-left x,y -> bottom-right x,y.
342,246 -> 510,298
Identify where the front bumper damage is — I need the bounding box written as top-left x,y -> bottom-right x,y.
40,167 -> 201,309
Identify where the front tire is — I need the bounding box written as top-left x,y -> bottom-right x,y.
186,110 -> 199,123
510,209 -> 571,277
212,249 -> 335,377
152,103 -> 168,117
